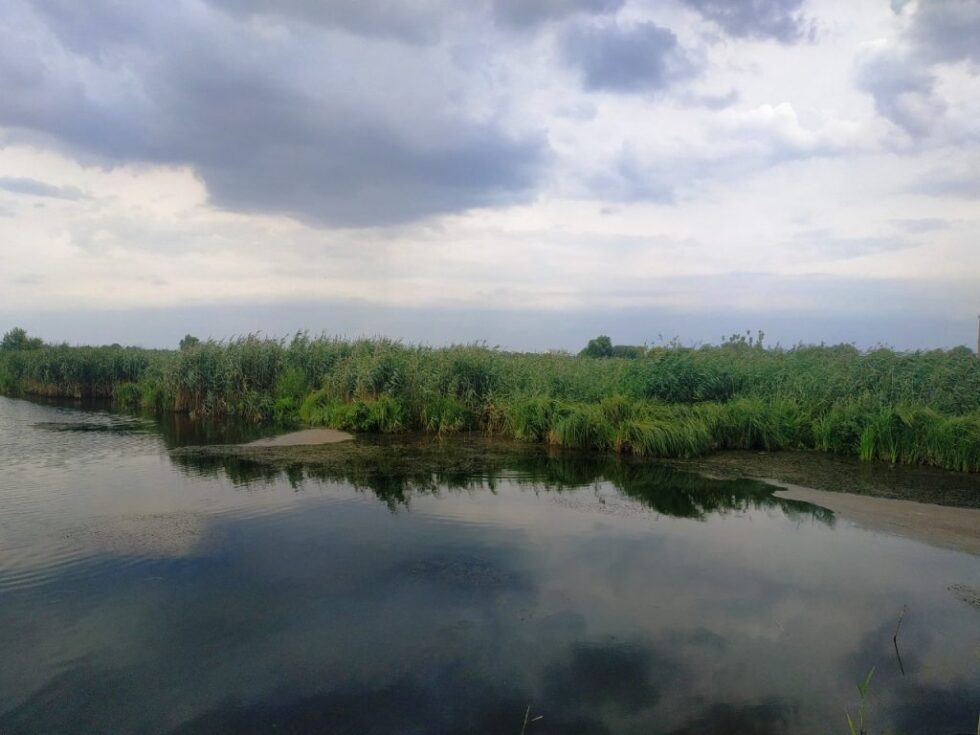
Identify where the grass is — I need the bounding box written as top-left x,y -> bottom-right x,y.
3,328 -> 980,473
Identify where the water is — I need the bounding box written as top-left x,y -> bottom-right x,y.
0,396 -> 977,734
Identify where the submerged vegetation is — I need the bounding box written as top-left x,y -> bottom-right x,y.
3,327 -> 980,473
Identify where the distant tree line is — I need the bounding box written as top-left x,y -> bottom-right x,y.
579,331 -> 767,359
1,327 -> 43,351
578,335 -> 645,359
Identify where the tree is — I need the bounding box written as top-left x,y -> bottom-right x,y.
1,327 -> 43,351
179,334 -> 201,351
579,335 -> 613,358
611,345 -> 645,359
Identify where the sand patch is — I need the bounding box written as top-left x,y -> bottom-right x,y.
769,482 -> 980,556
244,428 -> 353,447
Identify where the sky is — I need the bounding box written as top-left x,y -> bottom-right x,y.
0,0 -> 978,351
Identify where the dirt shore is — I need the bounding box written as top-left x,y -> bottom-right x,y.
769,481 -> 980,556
244,428 -> 353,447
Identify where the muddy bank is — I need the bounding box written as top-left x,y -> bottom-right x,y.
171,438 -> 980,554
244,428 -> 353,447
667,450 -> 980,508
768,482 -> 980,556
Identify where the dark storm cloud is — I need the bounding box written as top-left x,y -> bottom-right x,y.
203,0 -> 450,45
23,0 -> 152,56
491,0 -> 624,29
681,0 -> 812,43
208,0 -> 628,40
0,1 -> 547,227
560,20 -> 692,93
0,176 -> 84,200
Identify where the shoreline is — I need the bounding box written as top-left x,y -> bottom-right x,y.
243,428 -> 353,447
768,481 -> 980,556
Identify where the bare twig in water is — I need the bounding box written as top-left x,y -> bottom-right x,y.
893,605 -> 907,676
893,605 -> 907,641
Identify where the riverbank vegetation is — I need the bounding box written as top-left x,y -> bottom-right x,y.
3,328 -> 980,472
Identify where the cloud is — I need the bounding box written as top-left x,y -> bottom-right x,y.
854,43 -> 944,139
559,20 -> 693,93
678,89 -> 740,109
0,176 -> 85,200
719,102 -> 859,157
906,0 -> 980,66
854,2 -> 980,141
913,169 -> 980,200
543,641 -> 674,713
681,0 -> 813,43
0,1 -> 547,227
491,0 -> 624,29
585,146 -> 679,202
790,228 -> 915,259
889,218 -> 948,234
581,103 -> 858,204
203,0 -> 452,45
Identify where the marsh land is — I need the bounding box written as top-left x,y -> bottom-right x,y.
2,330 -> 978,733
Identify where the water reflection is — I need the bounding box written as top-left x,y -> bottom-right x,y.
171,437 -> 836,523
1,397 -> 977,735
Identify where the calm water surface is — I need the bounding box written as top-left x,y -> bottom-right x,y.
0,396 -> 977,734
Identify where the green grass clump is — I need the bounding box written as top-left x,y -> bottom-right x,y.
702,397 -> 807,451
4,327 -> 980,473
612,417 -> 712,458
548,403 -> 614,450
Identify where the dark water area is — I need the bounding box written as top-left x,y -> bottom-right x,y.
0,396 -> 977,734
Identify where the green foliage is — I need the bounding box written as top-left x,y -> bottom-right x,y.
579,335 -> 646,359
505,396 -> 562,441
846,666 -> 875,735
179,334 -> 201,351
549,403 -> 614,450
4,328 -> 980,472
580,335 -> 614,358
113,382 -> 143,410
610,344 -> 646,359
1,327 -> 43,352
703,397 -> 807,451
420,395 -> 472,434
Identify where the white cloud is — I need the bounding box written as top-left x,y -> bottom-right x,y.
0,0 -> 977,348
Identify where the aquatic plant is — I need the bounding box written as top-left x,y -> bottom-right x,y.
845,667 -> 875,735
4,327 -> 980,472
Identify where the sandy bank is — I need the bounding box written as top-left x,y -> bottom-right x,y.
769,481 -> 980,556
244,428 -> 353,447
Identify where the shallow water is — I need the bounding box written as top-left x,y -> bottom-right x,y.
0,396 -> 977,734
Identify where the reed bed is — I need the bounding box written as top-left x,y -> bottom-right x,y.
3,330 -> 980,472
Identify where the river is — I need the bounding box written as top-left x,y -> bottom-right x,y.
0,396 -> 977,733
